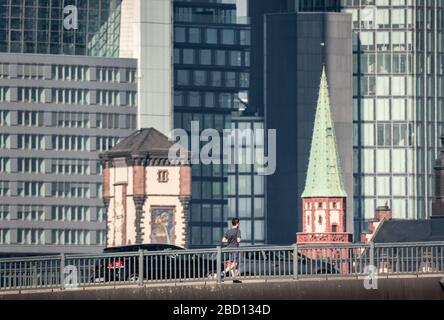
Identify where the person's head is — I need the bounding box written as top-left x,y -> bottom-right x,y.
231,218 -> 240,228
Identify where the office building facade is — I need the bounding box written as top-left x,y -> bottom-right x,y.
0,0 -> 122,57
0,53 -> 137,256
172,0 -> 251,246
342,1 -> 444,235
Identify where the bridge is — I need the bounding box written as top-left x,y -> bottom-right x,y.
1,242 -> 444,300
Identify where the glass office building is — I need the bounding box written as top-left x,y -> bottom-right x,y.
0,0 -> 121,57
227,114 -> 265,245
173,0 -> 251,246
341,1 -> 444,234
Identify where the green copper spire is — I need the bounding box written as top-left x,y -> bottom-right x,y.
301,66 -> 347,198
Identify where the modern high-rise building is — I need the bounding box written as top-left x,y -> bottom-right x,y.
0,0 -> 139,256
172,0 -> 252,246
0,0 -> 122,57
341,1 -> 444,236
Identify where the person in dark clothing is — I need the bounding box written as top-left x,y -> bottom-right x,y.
222,218 -> 242,283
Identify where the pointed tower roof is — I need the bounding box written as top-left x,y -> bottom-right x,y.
302,66 -> 347,198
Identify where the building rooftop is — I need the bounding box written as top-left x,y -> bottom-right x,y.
100,128 -> 184,163
373,219 -> 444,243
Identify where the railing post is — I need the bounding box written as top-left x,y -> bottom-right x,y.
138,249 -> 144,287
369,242 -> 375,270
293,244 -> 298,280
60,253 -> 65,290
216,246 -> 222,284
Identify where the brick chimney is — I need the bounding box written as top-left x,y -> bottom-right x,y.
361,203 -> 392,243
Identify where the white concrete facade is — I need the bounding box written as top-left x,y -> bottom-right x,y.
120,0 -> 173,136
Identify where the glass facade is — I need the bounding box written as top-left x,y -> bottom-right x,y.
173,0 -> 251,247
227,116 -> 265,245
0,0 -> 121,57
341,1 -> 444,235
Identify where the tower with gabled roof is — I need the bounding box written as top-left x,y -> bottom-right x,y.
297,66 -> 353,245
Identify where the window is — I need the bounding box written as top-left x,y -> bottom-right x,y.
0,158 -> 9,173
17,134 -> 44,150
0,205 -> 9,220
0,87 -> 9,101
0,229 -> 10,245
189,28 -> 201,43
0,134 -> 10,148
52,159 -> 90,175
17,206 -> 45,221
183,49 -> 194,64
221,29 -> 235,45
200,49 -> 212,65
0,181 -> 9,196
52,206 -> 91,222
230,51 -> 242,66
17,182 -> 44,197
96,137 -> 120,152
17,229 -> 45,245
206,28 -> 218,44
17,158 -> 44,174
52,182 -> 90,198
332,224 -> 338,233
17,111 -> 44,127
194,70 -> 206,86
158,170 -> 169,183
51,230 -> 90,245
174,27 -> 186,43
0,111 -> 9,126
215,50 -> 226,66
52,135 -> 89,151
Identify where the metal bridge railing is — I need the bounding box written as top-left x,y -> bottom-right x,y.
1,242 -> 443,292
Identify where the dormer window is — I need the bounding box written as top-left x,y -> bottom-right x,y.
158,170 -> 169,183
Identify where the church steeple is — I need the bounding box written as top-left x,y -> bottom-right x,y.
297,66 -> 352,246
302,65 -> 347,199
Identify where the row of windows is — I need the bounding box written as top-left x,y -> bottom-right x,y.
51,182 -> 95,198
96,136 -> 120,151
17,206 -> 45,221
51,229 -> 92,245
0,205 -> 105,223
52,159 -> 90,175
176,69 -> 249,88
174,112 -> 228,133
174,27 -> 250,46
3,87 -> 136,107
0,63 -> 136,83
18,158 -> 44,174
17,229 -> 45,245
174,48 -> 250,67
0,111 -> 137,129
51,206 -> 91,222
0,134 -> 123,151
175,90 -> 247,109
356,31 -> 414,52
0,181 -> 9,196
358,53 -> 412,74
